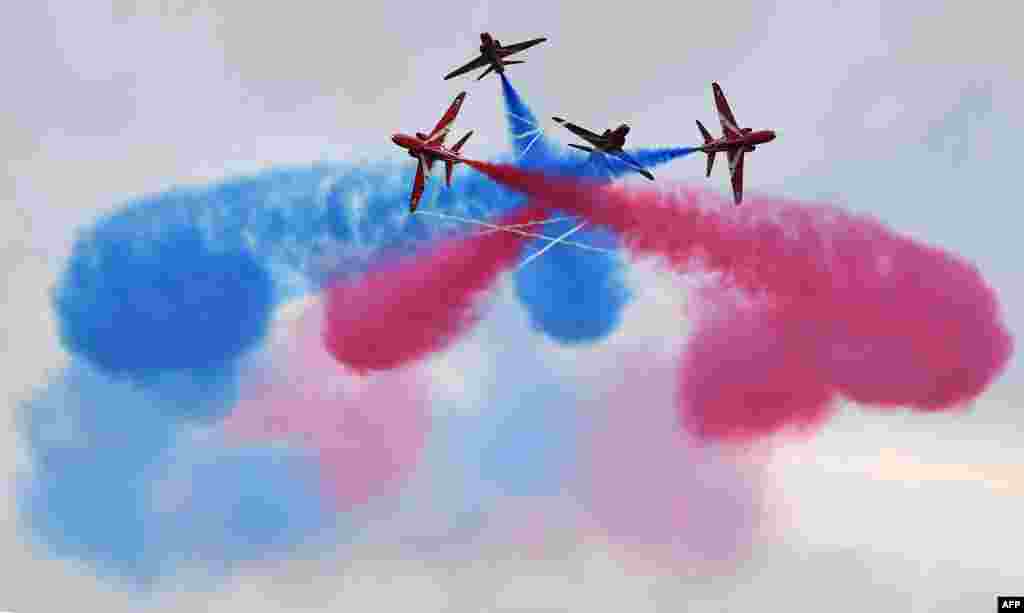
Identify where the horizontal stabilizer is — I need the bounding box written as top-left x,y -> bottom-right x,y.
476,65 -> 496,80
451,130 -> 473,153
615,151 -> 655,181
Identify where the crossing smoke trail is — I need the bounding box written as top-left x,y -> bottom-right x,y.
500,74 -> 555,165
322,206 -> 548,373
465,161 -> 1014,441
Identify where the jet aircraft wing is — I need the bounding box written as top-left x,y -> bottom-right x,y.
727,148 -> 745,205
410,156 -> 428,212
427,92 -> 467,142
497,37 -> 547,56
713,82 -> 742,138
444,56 -> 490,80
552,117 -> 608,148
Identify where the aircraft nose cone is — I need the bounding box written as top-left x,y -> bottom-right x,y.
768,130 -> 777,141
391,134 -> 403,146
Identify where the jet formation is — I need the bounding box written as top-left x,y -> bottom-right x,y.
393,33 -> 778,208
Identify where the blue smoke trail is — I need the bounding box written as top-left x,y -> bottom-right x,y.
500,74 -> 556,165
628,146 -> 699,167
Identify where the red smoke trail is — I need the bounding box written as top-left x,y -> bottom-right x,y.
323,206 -> 546,373
467,161 -> 1014,442
225,299 -> 432,510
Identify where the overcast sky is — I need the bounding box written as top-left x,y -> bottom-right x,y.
2,1 -> 1022,611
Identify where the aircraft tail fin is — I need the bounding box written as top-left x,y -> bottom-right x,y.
445,131 -> 473,187
697,120 -> 716,176
696,120 -> 713,144
476,65 -> 496,80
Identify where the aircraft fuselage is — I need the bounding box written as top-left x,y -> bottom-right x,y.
479,33 -> 504,73
591,125 -> 629,152
391,133 -> 460,164
698,129 -> 776,153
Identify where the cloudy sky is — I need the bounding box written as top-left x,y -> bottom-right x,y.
2,1 -> 1022,611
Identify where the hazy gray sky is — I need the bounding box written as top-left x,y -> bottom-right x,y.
3,1 -> 1022,611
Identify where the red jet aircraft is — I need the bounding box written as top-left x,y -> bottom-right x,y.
444,32 -> 547,81
391,92 -> 474,213
696,82 -> 777,205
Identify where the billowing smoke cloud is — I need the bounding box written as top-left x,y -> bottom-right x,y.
572,350 -> 767,570
18,76 -> 707,589
16,362 -> 330,588
146,437 -> 331,584
514,222 -> 632,343
225,297 -> 432,510
53,198 -> 275,411
467,162 -> 1014,441
336,297 -> 604,557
